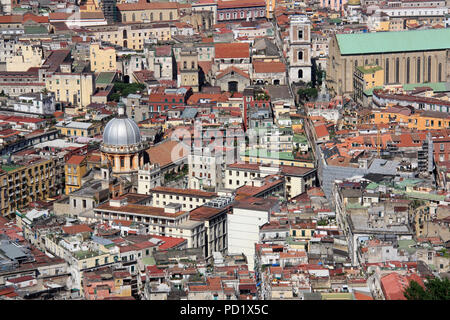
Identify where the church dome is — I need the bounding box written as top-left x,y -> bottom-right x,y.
102,104 -> 141,146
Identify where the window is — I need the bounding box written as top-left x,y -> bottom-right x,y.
385,58 -> 389,84
297,50 -> 303,60
395,57 -> 399,83
417,57 -> 421,83
298,29 -> 303,39
298,69 -> 303,79
427,56 -> 432,82
406,57 -> 410,83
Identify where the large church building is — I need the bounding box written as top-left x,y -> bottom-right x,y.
327,28 -> 450,95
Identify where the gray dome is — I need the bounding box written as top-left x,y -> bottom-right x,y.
102,116 -> 142,146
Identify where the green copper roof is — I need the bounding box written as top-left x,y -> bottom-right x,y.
96,72 -> 116,84
336,29 -> 450,55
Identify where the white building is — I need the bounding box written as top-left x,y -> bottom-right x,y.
188,146 -> 234,192
13,93 -> 56,115
227,198 -> 279,271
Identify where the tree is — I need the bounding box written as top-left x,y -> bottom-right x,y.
404,277 -> 450,300
297,87 -> 318,102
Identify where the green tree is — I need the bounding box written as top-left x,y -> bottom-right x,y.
404,277 -> 450,300
297,87 -> 318,102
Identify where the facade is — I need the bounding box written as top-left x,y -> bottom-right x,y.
13,93 -> 55,115
217,0 -> 266,22
117,0 -> 179,24
90,43 -> 117,73
327,29 -> 450,95
0,157 -> 64,218
45,73 -> 95,108
353,65 -> 384,105
228,198 -> 279,271
65,155 -> 88,195
55,121 -> 102,138
149,187 -> 217,211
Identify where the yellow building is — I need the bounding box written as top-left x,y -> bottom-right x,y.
266,0 -> 276,18
55,120 -> 102,138
90,43 -> 117,73
117,0 -> 179,24
0,158 -> 63,218
89,23 -> 173,50
65,155 -> 88,195
378,21 -> 390,32
290,223 -> 316,241
4,43 -> 43,72
46,73 -> 95,108
179,48 -> 199,92
370,108 -> 450,131
353,65 -> 384,104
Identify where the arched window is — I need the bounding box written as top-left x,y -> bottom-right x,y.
150,13 -> 153,21
354,60 -> 358,68
417,57 -> 421,83
298,51 -> 303,60
298,69 -> 303,79
122,14 -> 126,22
438,63 -> 442,82
191,61 -> 195,69
365,59 -> 368,65
375,58 -> 379,66
183,61 -> 187,69
395,57 -> 399,83
132,13 -> 135,22
160,12 -> 163,21
427,56 -> 432,82
385,58 -> 389,84
170,12 -> 173,20
406,57 -> 410,84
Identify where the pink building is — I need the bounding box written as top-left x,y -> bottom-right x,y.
320,0 -> 347,12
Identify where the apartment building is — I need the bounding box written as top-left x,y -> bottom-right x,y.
228,197 -> 279,271
0,157 -> 64,217
188,146 -> 234,192
93,198 -> 206,252
149,186 -> 217,211
45,72 -> 95,108
225,163 -> 316,199
55,121 -> 102,138
89,23 -> 174,51
90,43 -> 117,73
0,40 -> 43,72
13,92 -> 56,115
65,155 -> 88,195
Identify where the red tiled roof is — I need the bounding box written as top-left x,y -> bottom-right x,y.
217,0 -> 265,9
380,272 -> 424,300
117,0 -> 178,11
215,42 -> 250,59
253,61 -> 286,74
66,155 -> 86,165
6,276 -> 35,283
314,124 -> 329,138
62,224 -> 93,235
